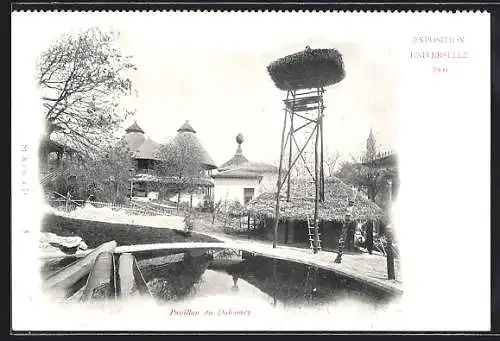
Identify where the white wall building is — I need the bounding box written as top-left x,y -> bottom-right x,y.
212,134 -> 278,205
213,170 -> 263,204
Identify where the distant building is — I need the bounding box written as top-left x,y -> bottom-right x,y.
123,121 -> 163,176
122,120 -> 216,203
39,136 -> 83,174
39,127 -> 85,191
358,129 -> 399,204
164,121 -> 217,206
213,134 -> 278,205
359,128 -> 398,169
122,121 -> 163,199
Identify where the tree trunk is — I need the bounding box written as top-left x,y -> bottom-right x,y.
347,222 -> 355,252
386,225 -> 395,280
46,120 -> 55,137
284,220 -> 289,245
368,187 -> 376,202
367,221 -> 374,254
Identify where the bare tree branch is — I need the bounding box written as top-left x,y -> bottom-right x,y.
37,27 -> 137,155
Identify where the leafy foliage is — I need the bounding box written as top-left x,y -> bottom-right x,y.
155,136 -> 206,192
335,160 -> 381,201
324,149 -> 341,178
66,140 -> 135,204
37,27 -> 137,155
335,158 -> 398,212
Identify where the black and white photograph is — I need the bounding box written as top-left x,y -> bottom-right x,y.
11,11 -> 490,331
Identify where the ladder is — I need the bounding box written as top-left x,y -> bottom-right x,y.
307,216 -> 322,251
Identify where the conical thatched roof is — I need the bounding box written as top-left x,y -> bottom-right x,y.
123,121 -> 146,153
122,121 -> 163,160
125,121 -> 145,134
177,121 -> 196,133
123,132 -> 146,153
134,138 -> 162,160
170,122 -> 217,170
247,176 -> 383,223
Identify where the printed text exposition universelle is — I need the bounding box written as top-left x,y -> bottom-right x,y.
410,36 -> 468,59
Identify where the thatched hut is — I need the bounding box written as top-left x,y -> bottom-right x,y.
149,121 -> 217,205
121,120 -> 216,202
168,121 -> 217,172
246,177 -> 384,251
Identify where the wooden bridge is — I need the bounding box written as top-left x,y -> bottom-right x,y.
113,241 -> 402,295
45,240 -> 402,297
114,242 -> 230,253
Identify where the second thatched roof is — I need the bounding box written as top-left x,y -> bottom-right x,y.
247,176 -> 383,223
168,121 -> 217,170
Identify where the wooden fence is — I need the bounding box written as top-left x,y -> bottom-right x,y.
47,192 -> 182,217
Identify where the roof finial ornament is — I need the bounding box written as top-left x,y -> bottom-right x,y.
125,121 -> 145,134
177,120 -> 196,134
236,133 -> 244,145
236,133 -> 244,155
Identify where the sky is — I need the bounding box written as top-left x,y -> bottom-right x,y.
15,11 -> 399,167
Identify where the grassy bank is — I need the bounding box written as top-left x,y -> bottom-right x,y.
41,213 -> 219,249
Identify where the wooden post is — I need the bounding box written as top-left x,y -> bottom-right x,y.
347,221 -> 355,252
286,92 -> 294,202
319,87 -> 325,202
273,102 -> 289,249
335,189 -> 356,263
284,220 -> 289,245
367,221 -> 374,255
335,223 -> 345,263
65,191 -> 70,212
115,181 -> 119,206
313,110 -> 320,254
272,259 -> 278,306
386,179 -> 395,280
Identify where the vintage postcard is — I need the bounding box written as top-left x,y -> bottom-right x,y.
11,10 -> 491,332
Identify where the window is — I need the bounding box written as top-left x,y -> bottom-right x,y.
137,159 -> 149,170
243,188 -> 255,205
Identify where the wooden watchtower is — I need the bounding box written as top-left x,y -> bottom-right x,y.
266,46 -> 345,253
